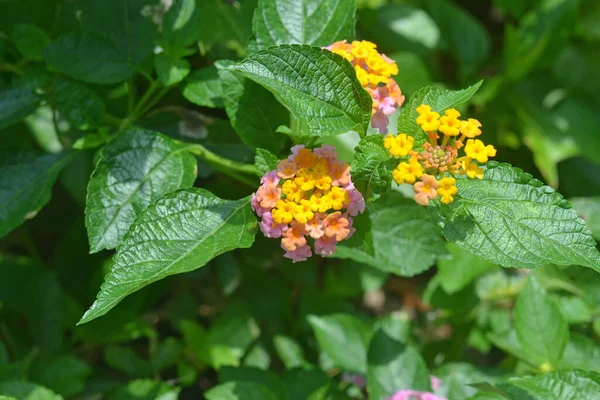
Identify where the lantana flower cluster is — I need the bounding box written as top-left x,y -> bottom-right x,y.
252,145 -> 365,262
384,104 -> 497,206
325,40 -> 405,134
388,376 -> 447,400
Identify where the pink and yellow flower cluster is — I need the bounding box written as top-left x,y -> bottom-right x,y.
384,104 -> 496,206
325,40 -> 405,134
252,145 -> 365,262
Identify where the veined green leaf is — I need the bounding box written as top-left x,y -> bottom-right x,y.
351,134 -> 394,202
85,129 -> 197,253
255,149 -> 280,176
205,381 -> 278,400
230,44 -> 372,137
428,162 -> 600,270
79,189 -> 256,324
154,53 -> 190,86
397,81 -> 482,151
0,87 -> 39,130
52,79 -> 105,130
182,65 -> 224,108
500,369 -> 600,400
253,0 -> 356,49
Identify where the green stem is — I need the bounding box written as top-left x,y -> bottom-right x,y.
185,143 -> 258,186
139,86 -> 171,117
104,113 -> 122,127
0,63 -> 24,76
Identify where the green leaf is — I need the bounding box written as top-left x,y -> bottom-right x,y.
79,189 -> 256,324
52,79 -> 105,130
219,366 -> 289,400
501,369 -> 600,400
30,356 -> 91,398
255,148 -> 280,176
437,243 -> 495,294
85,129 -> 197,252
197,0 -> 257,49
43,34 -> 137,84
154,53 -> 190,86
273,335 -> 306,369
366,329 -> 431,399
571,197 -> 600,241
514,276 -> 569,367
336,192 -> 447,276
397,81 -> 482,151
0,151 -> 73,238
307,314 -> 372,374
351,134 -> 394,202
0,87 -> 39,130
108,380 -> 180,400
230,44 -> 372,137
205,381 -> 278,400
182,66 -> 224,108
218,64 -> 288,153
105,345 -> 152,377
561,333 -> 600,372
253,0 -> 356,49
388,52 -> 433,97
0,382 -> 63,400
162,0 -> 202,53
428,162 -> 600,270
151,337 -> 183,372
11,24 -> 50,61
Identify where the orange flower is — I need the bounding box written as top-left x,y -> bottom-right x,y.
323,212 -> 350,241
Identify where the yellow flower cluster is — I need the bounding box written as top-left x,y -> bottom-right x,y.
328,40 -> 398,87
384,104 -> 497,206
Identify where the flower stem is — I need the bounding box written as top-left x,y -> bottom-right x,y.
184,143 -> 258,187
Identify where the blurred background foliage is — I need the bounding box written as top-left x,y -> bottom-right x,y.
1,0 -> 600,399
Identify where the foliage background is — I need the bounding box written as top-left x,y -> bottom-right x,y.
1,0 -> 600,399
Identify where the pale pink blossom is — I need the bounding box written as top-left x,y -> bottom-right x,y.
284,244 -> 312,262
345,183 -> 366,216
314,236 -> 338,256
261,170 -> 280,185
259,212 -> 286,238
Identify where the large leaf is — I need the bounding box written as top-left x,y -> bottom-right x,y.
218,63 -> 288,153
351,134 -> 395,202
336,192 -> 447,276
0,87 -> 39,129
500,369 -> 600,400
253,0 -> 356,49
86,129 -> 197,253
79,189 -> 256,324
11,24 -> 50,61
397,81 -> 482,151
255,148 -> 280,176
0,151 -> 73,238
514,276 -> 569,366
230,44 -> 372,137
307,314 -> 372,374
428,162 -> 600,270
52,79 -> 105,130
366,330 -> 431,399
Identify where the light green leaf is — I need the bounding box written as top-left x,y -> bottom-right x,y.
108,380 -> 180,400
182,66 -> 224,108
85,129 -> 197,252
253,0 -> 356,49
501,369 -> 600,400
307,314 -> 372,374
388,52 -> 433,97
561,333 -> 600,372
571,197 -> 600,241
0,151 -> 73,238
366,329 -> 430,399
0,87 -> 39,129
428,162 -> 600,270
154,53 -> 190,86
336,193 -> 447,276
397,81 -> 482,151
515,276 -> 569,367
434,363 -> 496,400
255,148 -> 280,176
11,24 -> 50,61
52,79 -> 105,130
0,382 -> 63,400
205,381 -> 278,400
351,134 -> 394,202
230,44 -> 372,137
79,189 -> 256,324
437,243 -> 495,294
218,64 -> 288,153
273,335 -> 306,369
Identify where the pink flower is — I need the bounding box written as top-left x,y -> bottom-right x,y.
284,244 -> 312,262
259,212 -> 286,238
289,144 -> 305,159
430,376 -> 441,391
371,109 -> 390,134
280,221 -> 307,251
256,183 -> 281,209
313,144 -> 338,161
261,170 -> 280,185
251,194 -> 266,217
389,391 -> 447,400
345,183 -> 366,216
323,212 -> 351,241
314,236 -> 338,256
305,214 -> 325,239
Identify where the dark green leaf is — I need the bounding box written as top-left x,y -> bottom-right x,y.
0,87 -> 39,130
428,162 -> 600,270
108,380 -> 180,400
197,0 -> 257,48
253,0 -> 356,49
30,356 -> 91,398
151,337 -> 183,372
0,382 -> 62,400
182,66 -> 224,108
154,53 -> 190,86
85,129 -> 197,252
52,79 -> 105,130
230,44 -> 372,137
351,134 -> 394,202
79,189 -> 256,324
162,0 -> 202,53
105,345 -> 152,377
255,148 -> 280,176
205,381 -> 278,400
0,151 -> 73,238
219,367 -> 289,400
11,24 -> 50,61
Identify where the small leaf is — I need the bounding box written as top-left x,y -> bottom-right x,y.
428,162 -> 600,270
397,81 -> 482,151
79,189 -> 256,324
52,79 -> 105,130
0,382 -> 63,400
500,369 -> 600,400
0,87 -> 39,130
273,335 -> 306,369
366,329 -> 431,399
219,367 -> 289,400
570,197 -> 600,241
255,149 -> 280,176
104,346 -> 152,378
108,380 -> 180,400
85,129 -> 197,252
197,0 -> 257,49
437,243 -> 494,294
11,24 -> 51,61
515,276 -> 569,367
205,381 -> 278,400
218,64 -> 288,153
307,314 -> 372,374
230,44 -> 372,137
351,134 -> 394,202
253,0 -> 356,49
162,0 -> 202,52
182,66 -> 224,108
0,151 -> 73,238
30,356 -> 91,398
154,53 -> 191,86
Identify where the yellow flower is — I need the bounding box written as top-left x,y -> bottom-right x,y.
350,41 -> 371,59
465,139 -> 496,163
416,110 -> 440,132
438,109 -> 462,137
437,177 -> 458,204
460,118 -> 482,138
314,175 -> 332,191
384,133 -> 414,157
272,200 -> 297,224
392,157 -> 423,185
355,66 -> 370,86
416,104 -> 432,114
462,157 -> 484,179
327,186 -> 350,210
294,200 -> 314,224
309,193 -> 331,213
